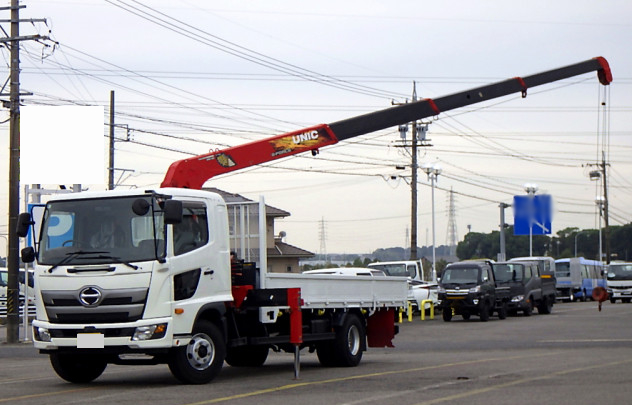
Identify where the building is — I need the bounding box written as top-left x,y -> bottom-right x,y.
204,188 -> 314,273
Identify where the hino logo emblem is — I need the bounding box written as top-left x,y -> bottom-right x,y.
79,286 -> 103,307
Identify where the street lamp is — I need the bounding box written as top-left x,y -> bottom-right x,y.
523,183 -> 539,256
422,163 -> 442,282
595,196 -> 605,262
574,231 -> 584,257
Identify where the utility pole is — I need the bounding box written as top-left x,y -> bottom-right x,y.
394,83 -> 431,261
1,0 -> 49,343
5,0 -> 21,344
108,90 -> 115,190
410,86 -> 418,260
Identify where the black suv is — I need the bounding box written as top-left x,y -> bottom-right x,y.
438,261 -> 509,322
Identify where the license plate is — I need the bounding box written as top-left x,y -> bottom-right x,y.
77,333 -> 104,349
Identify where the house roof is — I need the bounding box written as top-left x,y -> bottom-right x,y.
268,240 -> 314,259
202,187 -> 290,217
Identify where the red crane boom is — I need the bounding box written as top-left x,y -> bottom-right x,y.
161,57 -> 612,189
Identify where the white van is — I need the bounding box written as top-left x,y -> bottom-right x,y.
367,260 -> 426,281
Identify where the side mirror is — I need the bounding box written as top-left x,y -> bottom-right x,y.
16,212 -> 33,237
21,247 -> 35,263
164,199 -> 183,224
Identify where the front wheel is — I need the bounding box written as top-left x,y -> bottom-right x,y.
168,320 -> 226,384
479,301 -> 490,322
523,300 -> 533,316
498,302 -> 508,320
50,353 -> 107,383
442,307 -> 453,322
537,297 -> 553,314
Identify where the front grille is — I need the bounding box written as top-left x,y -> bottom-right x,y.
611,285 -> 632,290
49,327 -> 136,338
41,287 -> 148,324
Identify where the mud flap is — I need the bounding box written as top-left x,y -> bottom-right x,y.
366,308 -> 396,348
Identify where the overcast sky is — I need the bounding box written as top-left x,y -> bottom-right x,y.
1,0 -> 631,256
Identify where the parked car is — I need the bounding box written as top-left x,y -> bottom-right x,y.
437,261 -> 510,322
408,279 -> 438,311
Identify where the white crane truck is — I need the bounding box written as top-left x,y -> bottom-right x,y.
16,57 -> 611,384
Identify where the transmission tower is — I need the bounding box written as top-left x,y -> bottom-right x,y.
446,187 -> 458,257
318,217 -> 327,262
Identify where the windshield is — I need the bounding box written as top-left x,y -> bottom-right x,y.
441,267 -> 480,284
369,263 -> 410,277
494,263 -> 523,283
0,270 -> 7,287
38,196 -> 166,266
555,262 -> 570,277
608,264 -> 632,280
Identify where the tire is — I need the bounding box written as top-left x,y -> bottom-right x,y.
225,345 -> 269,367
442,307 -> 453,322
461,312 -> 470,321
318,313 -> 365,367
168,320 -> 226,384
610,297 -> 616,304
579,291 -> 586,302
498,302 -> 508,320
50,353 -> 107,383
537,297 -> 553,314
523,300 -> 533,316
316,340 -> 340,367
479,301 -> 490,322
623,298 -> 631,304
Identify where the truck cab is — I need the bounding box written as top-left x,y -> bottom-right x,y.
606,262 -> 632,303
367,260 -> 426,282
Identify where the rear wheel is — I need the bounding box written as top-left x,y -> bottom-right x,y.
317,313 -> 365,367
168,320 -> 225,384
50,353 -> 107,383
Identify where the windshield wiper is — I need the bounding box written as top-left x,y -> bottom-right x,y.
48,250 -> 108,273
94,254 -> 139,270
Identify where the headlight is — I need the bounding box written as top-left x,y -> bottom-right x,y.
469,285 -> 481,293
473,299 -> 479,305
511,295 -> 525,303
132,323 -> 168,341
34,326 -> 51,342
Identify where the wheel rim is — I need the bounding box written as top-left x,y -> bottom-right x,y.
347,325 -> 361,356
186,333 -> 215,370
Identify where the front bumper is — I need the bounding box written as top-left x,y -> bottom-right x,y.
31,317 -> 186,351
438,292 -> 484,314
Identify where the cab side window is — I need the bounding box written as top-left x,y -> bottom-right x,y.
173,203 -> 209,256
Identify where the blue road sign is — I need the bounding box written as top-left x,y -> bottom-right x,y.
513,194 -> 552,236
